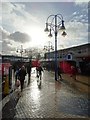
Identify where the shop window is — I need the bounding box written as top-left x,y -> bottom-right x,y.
67,54 -> 72,60
78,51 -> 81,54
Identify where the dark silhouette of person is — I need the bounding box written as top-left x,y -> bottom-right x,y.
18,65 -> 26,92
37,65 -> 43,80
27,60 -> 32,84
70,65 -> 77,81
57,66 -> 63,80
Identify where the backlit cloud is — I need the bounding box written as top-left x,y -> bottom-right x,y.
0,27 -> 10,39
8,31 -> 31,43
1,2 -> 89,55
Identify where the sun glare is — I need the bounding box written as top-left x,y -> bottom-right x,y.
24,26 -> 47,48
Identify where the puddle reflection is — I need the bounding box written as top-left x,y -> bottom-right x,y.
30,80 -> 41,105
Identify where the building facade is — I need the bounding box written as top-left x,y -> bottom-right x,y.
43,43 -> 90,75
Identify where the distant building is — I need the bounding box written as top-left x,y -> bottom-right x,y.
1,55 -> 29,63
43,43 -> 90,75
44,43 -> 90,62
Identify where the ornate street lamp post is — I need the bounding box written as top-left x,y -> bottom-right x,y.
44,41 -> 54,61
16,45 -> 26,62
44,14 -> 67,81
44,41 -> 54,71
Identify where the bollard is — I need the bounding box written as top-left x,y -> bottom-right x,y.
3,75 -> 9,95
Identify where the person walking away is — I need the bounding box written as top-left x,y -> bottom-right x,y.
57,66 -> 63,81
27,60 -> 32,84
70,65 -> 77,81
18,65 -> 26,92
38,65 -> 43,80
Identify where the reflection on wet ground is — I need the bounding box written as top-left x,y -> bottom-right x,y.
2,68 -> 90,118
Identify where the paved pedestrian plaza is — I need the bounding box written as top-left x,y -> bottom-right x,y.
2,68 -> 90,119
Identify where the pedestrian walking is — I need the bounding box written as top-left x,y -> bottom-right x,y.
70,65 -> 77,81
27,60 -> 32,84
57,66 -> 63,81
70,65 -> 77,87
18,65 -> 27,92
37,65 -> 43,80
77,66 -> 81,74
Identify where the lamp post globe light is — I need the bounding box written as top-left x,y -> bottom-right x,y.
44,14 -> 67,81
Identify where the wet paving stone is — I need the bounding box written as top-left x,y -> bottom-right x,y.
58,96 -> 88,116
2,68 -> 90,119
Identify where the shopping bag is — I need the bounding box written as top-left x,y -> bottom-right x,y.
16,79 -> 21,87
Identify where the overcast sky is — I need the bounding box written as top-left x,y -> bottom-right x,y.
0,0 -> 89,55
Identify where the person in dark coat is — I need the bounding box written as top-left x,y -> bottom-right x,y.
18,65 -> 26,92
37,65 -> 43,80
57,66 -> 63,80
27,60 -> 32,84
70,65 -> 77,81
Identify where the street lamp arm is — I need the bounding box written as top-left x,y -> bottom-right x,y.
48,16 -> 62,29
48,23 -> 55,27
56,14 -> 63,19
50,23 -> 63,33
46,14 -> 63,23
46,14 -> 65,34
46,14 -> 55,23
